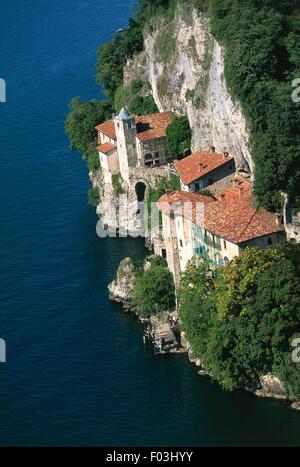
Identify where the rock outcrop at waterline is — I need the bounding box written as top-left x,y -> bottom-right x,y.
187,352 -> 300,410
108,257 -> 137,309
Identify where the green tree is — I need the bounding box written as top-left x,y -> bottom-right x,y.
142,95 -> 159,114
215,247 -> 284,320
133,264 -> 175,316
128,94 -> 159,115
128,95 -> 145,115
166,116 -> 192,158
179,257 -> 214,306
179,245 -> 300,397
88,187 -> 100,207
96,19 -> 144,100
209,0 -> 300,210
65,97 -> 112,157
179,259 -> 215,357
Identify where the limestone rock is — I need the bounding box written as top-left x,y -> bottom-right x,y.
291,401 -> 300,411
124,6 -> 252,174
255,373 -> 286,400
108,257 -> 137,304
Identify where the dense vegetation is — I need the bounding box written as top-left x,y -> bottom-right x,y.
88,186 -> 101,207
95,0 -> 176,102
147,173 -> 180,228
112,173 -> 125,196
114,79 -> 159,115
66,1 -> 164,178
65,97 -> 112,173
207,0 -> 300,211
166,116 -> 192,159
133,256 -> 176,316
141,0 -> 300,211
67,0 -> 300,212
179,244 -> 300,399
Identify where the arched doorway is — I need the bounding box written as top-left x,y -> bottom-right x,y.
135,182 -> 146,202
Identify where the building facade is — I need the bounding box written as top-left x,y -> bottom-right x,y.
175,147 -> 236,194
158,180 -> 285,287
96,108 -> 174,183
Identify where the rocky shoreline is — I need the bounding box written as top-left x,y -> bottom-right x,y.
108,256 -> 300,412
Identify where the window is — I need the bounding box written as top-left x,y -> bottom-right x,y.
117,123 -> 120,128
179,239 -> 183,247
194,183 -> 200,192
224,240 -> 227,249
127,121 -> 133,129
267,238 -> 273,245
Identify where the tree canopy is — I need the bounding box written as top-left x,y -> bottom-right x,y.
208,0 -> 300,210
179,245 -> 300,398
65,97 -> 112,157
166,116 -> 192,159
133,261 -> 175,316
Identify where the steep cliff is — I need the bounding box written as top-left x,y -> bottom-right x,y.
124,5 -> 252,173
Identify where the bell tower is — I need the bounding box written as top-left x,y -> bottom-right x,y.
114,108 -> 137,182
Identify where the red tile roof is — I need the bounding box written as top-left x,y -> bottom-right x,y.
157,191 -> 215,224
175,151 -> 234,185
204,194 -> 283,244
136,112 -> 174,142
158,190 -> 214,212
157,181 -> 284,244
97,142 -> 117,155
215,178 -> 252,202
96,112 -> 174,144
95,120 -> 116,140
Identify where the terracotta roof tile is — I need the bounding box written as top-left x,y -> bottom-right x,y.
158,181 -> 284,244
96,112 -> 174,143
175,151 -> 234,185
157,191 -> 214,220
97,142 -> 117,155
136,112 -> 174,142
203,193 -> 283,243
95,120 -> 116,140
158,190 -> 214,206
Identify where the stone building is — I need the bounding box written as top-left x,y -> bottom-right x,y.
157,180 -> 285,287
174,146 -> 236,193
96,108 -> 175,183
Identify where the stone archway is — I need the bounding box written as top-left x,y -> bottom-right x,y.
135,181 -> 147,201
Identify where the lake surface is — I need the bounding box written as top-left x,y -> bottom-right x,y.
0,0 -> 299,447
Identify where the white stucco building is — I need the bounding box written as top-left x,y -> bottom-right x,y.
96,108 -> 174,183
158,180 -> 285,287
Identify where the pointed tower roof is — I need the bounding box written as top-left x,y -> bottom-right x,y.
115,107 -> 134,121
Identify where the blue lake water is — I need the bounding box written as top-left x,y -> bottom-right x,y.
0,0 -> 299,447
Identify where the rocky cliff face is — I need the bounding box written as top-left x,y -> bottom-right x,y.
124,5 -> 252,173
108,257 -> 137,307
